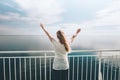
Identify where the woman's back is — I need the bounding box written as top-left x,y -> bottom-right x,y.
51,38 -> 69,70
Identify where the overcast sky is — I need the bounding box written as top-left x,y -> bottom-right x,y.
0,0 -> 120,50
0,0 -> 120,35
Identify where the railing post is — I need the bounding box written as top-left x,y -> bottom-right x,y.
3,58 -> 6,80
44,53 -> 47,80
98,51 -> 102,80
9,58 -> 11,80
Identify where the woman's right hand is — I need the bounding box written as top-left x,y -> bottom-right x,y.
40,24 -> 45,29
40,23 -> 53,41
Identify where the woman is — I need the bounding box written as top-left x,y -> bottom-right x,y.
40,24 -> 81,80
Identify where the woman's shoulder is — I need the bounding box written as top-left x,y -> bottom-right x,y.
51,38 -> 58,44
51,38 -> 57,42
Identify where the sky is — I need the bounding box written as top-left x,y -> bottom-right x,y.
0,0 -> 120,50
0,0 -> 120,35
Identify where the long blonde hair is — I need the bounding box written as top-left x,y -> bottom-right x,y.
57,30 -> 71,52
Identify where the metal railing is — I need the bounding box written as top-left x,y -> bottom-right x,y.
0,50 -> 120,80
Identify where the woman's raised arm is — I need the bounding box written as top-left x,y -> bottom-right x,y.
71,28 -> 81,43
40,24 -> 53,42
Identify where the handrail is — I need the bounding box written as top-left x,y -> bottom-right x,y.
0,49 -> 120,80
0,49 -> 120,53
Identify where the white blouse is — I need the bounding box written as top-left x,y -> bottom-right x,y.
51,38 -> 70,70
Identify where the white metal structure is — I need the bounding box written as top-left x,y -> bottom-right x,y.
0,50 -> 120,80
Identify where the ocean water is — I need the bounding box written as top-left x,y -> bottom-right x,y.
0,35 -> 120,51
0,35 -> 52,51
0,35 -> 95,56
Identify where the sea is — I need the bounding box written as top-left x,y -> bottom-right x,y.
0,35 -> 95,56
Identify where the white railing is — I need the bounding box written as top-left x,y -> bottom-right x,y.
0,50 -> 120,80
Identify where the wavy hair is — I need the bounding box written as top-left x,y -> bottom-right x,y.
57,30 -> 71,52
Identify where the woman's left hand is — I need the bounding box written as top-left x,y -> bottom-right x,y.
76,28 -> 81,34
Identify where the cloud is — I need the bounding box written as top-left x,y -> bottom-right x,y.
12,0 -> 64,24
1,0 -> 120,36
0,1 -> 14,8
96,0 -> 120,18
0,0 -> 64,24
0,24 -> 42,35
81,0 -> 120,35
0,12 -> 40,23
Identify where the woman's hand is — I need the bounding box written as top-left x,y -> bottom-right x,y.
76,28 -> 81,34
40,23 -> 53,41
40,24 -> 45,30
71,28 -> 81,43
